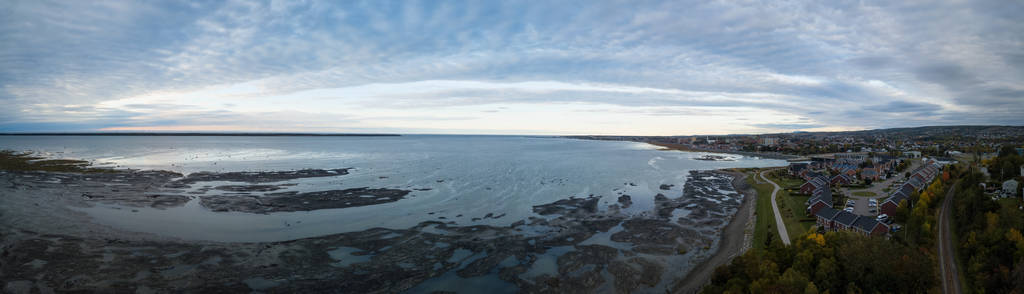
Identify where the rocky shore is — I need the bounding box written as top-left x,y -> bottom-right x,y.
0,166 -> 750,293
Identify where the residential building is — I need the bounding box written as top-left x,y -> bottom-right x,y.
806,185 -> 833,216
1005,179 -> 1020,198
815,207 -> 889,236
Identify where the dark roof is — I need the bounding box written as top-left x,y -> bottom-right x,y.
907,177 -> 925,189
834,210 -> 859,226
832,174 -> 852,181
815,206 -> 840,220
810,185 -> 832,206
899,183 -> 915,195
885,184 -> 916,206
853,216 -> 884,233
804,171 -> 825,179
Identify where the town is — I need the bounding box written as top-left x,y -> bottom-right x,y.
572,125 -> 1024,293
571,125 -> 1024,239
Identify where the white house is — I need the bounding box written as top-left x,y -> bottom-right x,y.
904,151 -> 922,158
1005,179 -> 1020,198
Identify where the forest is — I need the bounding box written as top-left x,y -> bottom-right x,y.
701,231 -> 936,293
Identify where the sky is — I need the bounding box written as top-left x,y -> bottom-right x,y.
1,0 -> 1023,135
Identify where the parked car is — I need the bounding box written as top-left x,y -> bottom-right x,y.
877,214 -> 889,222
844,207 -> 854,213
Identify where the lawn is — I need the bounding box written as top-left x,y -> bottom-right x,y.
770,175 -> 815,239
852,191 -> 877,197
748,170 -> 818,248
748,171 -> 779,250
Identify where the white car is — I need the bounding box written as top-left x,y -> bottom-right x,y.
877,214 -> 889,221
844,207 -> 854,213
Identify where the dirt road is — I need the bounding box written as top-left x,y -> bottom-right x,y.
938,181 -> 962,294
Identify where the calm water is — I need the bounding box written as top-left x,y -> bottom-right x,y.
0,135 -> 786,242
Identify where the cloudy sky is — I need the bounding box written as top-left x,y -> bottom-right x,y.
1,0 -> 1022,135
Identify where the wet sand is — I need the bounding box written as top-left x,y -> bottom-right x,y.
672,170 -> 755,293
0,167 -> 750,293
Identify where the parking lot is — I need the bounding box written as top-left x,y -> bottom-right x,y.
847,197 -> 880,216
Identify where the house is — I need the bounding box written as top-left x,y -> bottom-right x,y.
933,157 -> 957,166
904,151 -> 922,158
852,216 -> 889,236
806,186 -> 833,216
816,207 -> 890,236
788,162 -> 809,176
815,207 -> 840,231
832,210 -> 859,231
802,171 -> 825,181
880,184 -> 914,216
861,169 -> 879,181
830,174 -> 853,186
906,176 -> 926,191
1005,179 -> 1020,198
800,176 -> 829,194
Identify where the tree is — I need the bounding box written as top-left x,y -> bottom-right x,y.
1000,145 -> 1018,158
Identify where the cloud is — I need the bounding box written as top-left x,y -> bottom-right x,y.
751,123 -> 827,131
862,101 -> 942,113
0,0 -> 1022,135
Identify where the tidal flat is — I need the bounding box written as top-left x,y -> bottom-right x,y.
0,136 -> 784,293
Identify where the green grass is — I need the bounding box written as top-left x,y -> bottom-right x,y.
769,174 -> 814,239
748,172 -> 778,250
852,191 -> 877,197
750,171 -> 815,246
0,150 -> 114,173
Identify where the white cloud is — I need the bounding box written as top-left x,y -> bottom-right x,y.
1,0 -> 1022,133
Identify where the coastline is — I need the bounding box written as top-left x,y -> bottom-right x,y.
646,141 -> 797,160
672,169 -> 757,293
1,160 -> 766,292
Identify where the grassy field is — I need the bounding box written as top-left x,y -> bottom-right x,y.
852,191 -> 877,197
747,170 -> 816,249
747,171 -> 779,250
768,173 -> 815,240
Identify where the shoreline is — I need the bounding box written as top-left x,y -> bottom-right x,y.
1,165 -> 759,292
672,169 -> 757,293
646,141 -> 797,160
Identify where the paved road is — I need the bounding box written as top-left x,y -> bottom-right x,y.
760,170 -> 790,245
939,181 -> 962,294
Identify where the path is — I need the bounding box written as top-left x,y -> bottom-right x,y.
760,169 -> 790,245
939,181 -> 962,294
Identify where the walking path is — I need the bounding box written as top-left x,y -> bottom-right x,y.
760,169 -> 790,245
939,181 -> 962,294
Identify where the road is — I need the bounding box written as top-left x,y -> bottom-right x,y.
760,169 -> 790,245
938,181 -> 961,294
